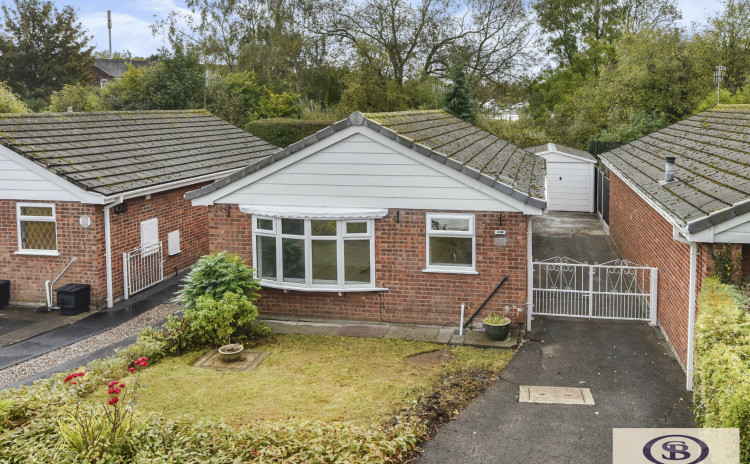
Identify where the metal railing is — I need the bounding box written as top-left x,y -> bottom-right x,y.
123,242 -> 163,300
44,257 -> 78,309
462,275 -> 510,329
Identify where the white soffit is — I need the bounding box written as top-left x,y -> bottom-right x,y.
238,205 -> 389,219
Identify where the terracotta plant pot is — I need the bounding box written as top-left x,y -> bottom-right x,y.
218,343 -> 244,362
484,321 -> 511,341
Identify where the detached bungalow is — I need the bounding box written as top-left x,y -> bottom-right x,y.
600,105 -> 750,389
187,110 -> 547,325
0,110 -> 277,309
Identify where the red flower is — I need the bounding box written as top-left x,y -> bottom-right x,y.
70,381 -> 76,385
141,362 -> 148,367
64,374 -> 73,383
108,380 -> 119,388
128,367 -> 135,373
119,383 -> 126,388
108,397 -> 119,405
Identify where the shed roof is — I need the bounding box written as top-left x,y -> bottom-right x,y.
526,142 -> 596,162
186,110 -> 547,208
600,105 -> 750,233
0,110 -> 279,196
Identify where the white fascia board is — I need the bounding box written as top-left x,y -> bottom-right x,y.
686,210 -> 750,243
102,168 -> 241,203
538,149 -> 596,164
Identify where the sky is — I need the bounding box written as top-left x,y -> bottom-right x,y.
44,0 -> 726,58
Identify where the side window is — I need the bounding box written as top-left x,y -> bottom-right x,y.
17,204 -> 57,253
425,213 -> 475,272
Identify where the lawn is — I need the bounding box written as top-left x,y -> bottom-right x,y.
99,334 -> 513,427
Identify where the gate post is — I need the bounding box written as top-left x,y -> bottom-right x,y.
122,252 -> 129,301
649,268 -> 658,325
588,265 -> 594,319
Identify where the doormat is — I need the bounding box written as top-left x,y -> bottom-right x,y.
406,349 -> 453,366
194,350 -> 270,372
518,385 -> 595,405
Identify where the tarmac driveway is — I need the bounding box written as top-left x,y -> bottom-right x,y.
417,316 -> 694,464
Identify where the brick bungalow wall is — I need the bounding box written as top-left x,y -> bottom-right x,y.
207,206 -> 529,326
608,173 -> 742,368
0,200 -> 106,306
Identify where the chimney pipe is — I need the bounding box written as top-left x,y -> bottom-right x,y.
107,10 -> 112,56
665,156 -> 676,183
67,107 -> 73,113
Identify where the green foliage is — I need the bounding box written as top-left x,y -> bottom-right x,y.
711,244 -> 744,285
206,72 -> 262,127
0,0 -> 93,103
694,278 -> 750,463
177,251 -> 259,311
476,115 -> 549,148
48,84 -> 105,112
245,118 -> 334,147
444,63 -> 475,123
697,87 -> 750,111
483,313 -> 511,325
0,82 -> 30,113
185,292 -> 259,346
254,87 -> 301,120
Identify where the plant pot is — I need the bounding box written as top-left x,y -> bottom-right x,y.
484,322 -> 510,341
218,343 -> 244,362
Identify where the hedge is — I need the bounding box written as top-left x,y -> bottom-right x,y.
693,277 -> 750,463
245,118 -> 334,148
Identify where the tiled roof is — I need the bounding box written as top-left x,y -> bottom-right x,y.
91,59 -> 151,78
186,110 -> 547,209
526,143 -> 596,162
0,110 -> 279,196
600,105 -> 750,232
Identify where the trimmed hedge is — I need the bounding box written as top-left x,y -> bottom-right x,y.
694,277 -> 750,463
245,118 -> 334,148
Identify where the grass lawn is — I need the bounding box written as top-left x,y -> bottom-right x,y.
98,334 -> 512,427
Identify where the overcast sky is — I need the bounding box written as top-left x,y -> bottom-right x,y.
48,0 -> 725,58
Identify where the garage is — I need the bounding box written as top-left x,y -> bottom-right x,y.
527,143 -> 596,212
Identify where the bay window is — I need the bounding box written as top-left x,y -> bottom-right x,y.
253,216 -> 375,290
425,213 -> 476,273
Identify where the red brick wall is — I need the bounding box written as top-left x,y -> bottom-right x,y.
743,244 -> 750,281
207,206 -> 529,326
0,200 -> 106,306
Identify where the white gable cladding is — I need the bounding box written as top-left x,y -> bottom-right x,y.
687,210 -> 750,244
210,129 -> 538,213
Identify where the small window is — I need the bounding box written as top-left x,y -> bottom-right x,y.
425,213 -> 475,272
256,217 -> 274,231
17,203 -> 57,253
345,221 -> 368,235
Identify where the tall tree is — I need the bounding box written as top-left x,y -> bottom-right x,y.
444,63 -> 475,123
0,81 -> 30,113
696,0 -> 750,94
0,0 -> 93,103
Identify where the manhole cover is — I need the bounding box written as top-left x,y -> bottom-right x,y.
406,349 -> 453,366
518,385 -> 595,405
194,350 -> 270,371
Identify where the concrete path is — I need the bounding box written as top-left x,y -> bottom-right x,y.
0,272 -> 183,371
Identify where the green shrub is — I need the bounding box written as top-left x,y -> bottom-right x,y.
0,81 -> 30,113
177,251 -> 259,311
476,115 -> 549,148
245,117 -> 334,148
694,277 -> 750,463
185,292 -> 259,346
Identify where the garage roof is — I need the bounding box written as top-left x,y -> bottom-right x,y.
0,110 -> 279,196
600,105 -> 750,233
526,143 -> 596,162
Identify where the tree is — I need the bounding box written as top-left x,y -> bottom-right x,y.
444,63 -> 475,123
0,81 -> 29,113
695,0 -> 750,94
48,84 -> 105,112
0,0 -> 93,103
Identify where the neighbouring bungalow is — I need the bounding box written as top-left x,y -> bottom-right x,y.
0,110 -> 277,309
88,58 -> 152,88
600,104 -> 750,389
187,110 -> 547,326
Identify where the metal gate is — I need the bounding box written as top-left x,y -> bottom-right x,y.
530,257 -> 657,326
123,242 -> 164,300
596,167 -> 610,225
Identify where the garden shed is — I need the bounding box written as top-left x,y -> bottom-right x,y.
526,143 -> 596,212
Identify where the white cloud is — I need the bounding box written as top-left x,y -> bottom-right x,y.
80,10 -> 167,57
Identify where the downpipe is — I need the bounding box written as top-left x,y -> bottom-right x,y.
104,196 -> 124,308
673,226 -> 698,391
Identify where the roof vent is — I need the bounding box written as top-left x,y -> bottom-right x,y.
67,107 -> 73,113
664,156 -> 676,183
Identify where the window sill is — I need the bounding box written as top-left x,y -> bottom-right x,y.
14,250 -> 60,257
259,281 -> 388,293
422,268 -> 478,275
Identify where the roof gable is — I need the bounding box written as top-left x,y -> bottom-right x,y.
526,143 -> 596,162
187,110 -> 547,209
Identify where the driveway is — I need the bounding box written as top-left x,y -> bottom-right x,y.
417,317 -> 694,463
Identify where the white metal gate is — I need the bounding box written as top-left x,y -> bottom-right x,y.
123,242 -> 164,300
530,257 -> 657,325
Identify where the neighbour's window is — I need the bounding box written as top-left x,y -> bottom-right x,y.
17,203 -> 58,253
425,213 -> 475,272
252,216 -> 374,290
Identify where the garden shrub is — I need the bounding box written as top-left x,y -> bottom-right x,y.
184,292 -> 260,346
694,277 -> 750,463
177,251 -> 259,311
245,117 -> 334,147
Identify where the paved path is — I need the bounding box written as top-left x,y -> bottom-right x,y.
417,317 -> 694,464
0,273 -> 183,371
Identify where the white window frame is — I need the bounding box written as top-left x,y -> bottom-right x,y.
424,212 -> 477,274
252,216 -> 381,292
15,203 -> 59,256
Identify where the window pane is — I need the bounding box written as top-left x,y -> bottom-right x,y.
257,218 -> 273,231
344,239 -> 371,284
21,206 -> 53,217
281,218 -> 304,235
282,238 -> 305,283
257,235 -> 276,279
312,240 -> 337,284
21,221 -> 56,250
346,222 -> 367,234
311,220 -> 336,236
430,217 -> 470,232
429,237 -> 472,266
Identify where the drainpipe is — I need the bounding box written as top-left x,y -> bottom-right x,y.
673,226 -> 698,391
526,216 -> 533,331
104,197 -> 124,308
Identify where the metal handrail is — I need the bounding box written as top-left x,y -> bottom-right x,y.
45,257 -> 78,309
463,274 -> 509,329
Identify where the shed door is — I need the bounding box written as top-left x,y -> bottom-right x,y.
546,162 -> 594,212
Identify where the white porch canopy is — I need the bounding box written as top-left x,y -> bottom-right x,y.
237,205 -> 389,219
